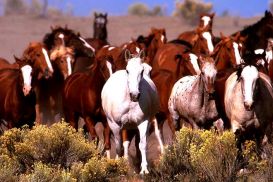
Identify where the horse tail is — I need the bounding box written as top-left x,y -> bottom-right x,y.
175,54 -> 183,79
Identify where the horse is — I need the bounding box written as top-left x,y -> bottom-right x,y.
212,32 -> 246,71
36,45 -> 75,125
0,58 -> 36,129
85,12 -> 109,52
224,62 -> 273,151
43,26 -> 95,72
136,27 -> 167,65
62,56 -> 113,157
178,13 -> 215,46
101,50 -> 161,174
168,55 -> 223,130
232,10 -> 273,53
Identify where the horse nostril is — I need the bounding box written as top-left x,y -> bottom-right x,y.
244,102 -> 252,111
130,93 -> 140,102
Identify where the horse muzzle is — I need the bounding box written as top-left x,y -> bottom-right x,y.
244,101 -> 253,111
44,68 -> 53,79
130,93 -> 140,102
23,85 -> 32,96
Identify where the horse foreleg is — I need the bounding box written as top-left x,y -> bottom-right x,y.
84,116 -> 98,144
35,104 -> 42,125
122,129 -> 130,158
102,121 -> 111,159
152,118 -> 164,154
138,119 -> 149,174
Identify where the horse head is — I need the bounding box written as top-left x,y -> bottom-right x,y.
192,27 -> 214,55
22,42 -> 54,80
198,55 -> 217,94
149,27 -> 167,49
125,49 -> 145,102
93,12 -> 108,40
199,12 -> 215,31
50,45 -> 75,79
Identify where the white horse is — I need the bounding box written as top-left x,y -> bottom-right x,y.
224,63 -> 273,148
101,50 -> 161,174
168,56 -> 223,130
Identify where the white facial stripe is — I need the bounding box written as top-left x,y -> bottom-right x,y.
66,56 -> 72,76
58,33 -> 64,39
21,65 -> 32,86
161,35 -> 165,43
108,46 -> 115,51
266,50 -> 273,63
233,42 -> 242,65
241,66 -> 258,103
106,61 -> 112,75
202,32 -> 214,53
42,48 -> 54,72
254,49 -> 264,54
136,47 -> 140,53
189,53 -> 201,75
79,37 -> 95,52
201,16 -> 211,27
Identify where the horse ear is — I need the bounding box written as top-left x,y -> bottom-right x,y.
139,50 -> 145,61
124,49 -> 131,61
220,32 -> 226,39
14,55 -> 23,66
104,13 -> 107,17
94,12 -> 98,17
211,12 -> 215,18
234,32 -> 241,40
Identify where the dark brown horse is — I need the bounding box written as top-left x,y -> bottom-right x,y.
0,58 -> 36,129
43,26 -> 95,72
36,45 -> 75,125
85,12 -> 109,52
62,57 -> 113,156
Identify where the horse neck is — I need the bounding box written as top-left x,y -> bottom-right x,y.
214,46 -> 233,70
197,75 -> 209,107
94,27 -> 107,41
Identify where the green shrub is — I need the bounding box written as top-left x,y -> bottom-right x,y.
128,3 -> 165,16
174,0 -> 213,25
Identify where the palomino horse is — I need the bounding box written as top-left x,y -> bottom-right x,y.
168,55 -> 222,130
224,63 -> 273,150
62,57 -> 113,157
86,12 -> 109,52
213,32 -> 246,71
0,58 -> 36,129
43,26 -> 95,72
136,27 -> 167,65
36,45 -> 75,125
178,13 -> 215,46
101,50 -> 161,174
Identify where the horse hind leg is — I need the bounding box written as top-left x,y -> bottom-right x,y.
102,121 -> 111,158
84,116 -> 99,145
152,118 -> 164,154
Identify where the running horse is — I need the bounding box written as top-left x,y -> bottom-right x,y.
36,45 -> 75,125
224,61 -> 273,151
62,57 -> 113,157
85,12 -> 109,52
101,50 -> 161,174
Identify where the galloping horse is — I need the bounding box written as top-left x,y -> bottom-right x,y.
43,26 -> 95,72
62,57 -> 113,157
86,12 -> 109,52
0,58 -> 35,129
101,50 -> 161,174
168,55 -> 222,130
224,62 -> 273,150
36,45 -> 75,125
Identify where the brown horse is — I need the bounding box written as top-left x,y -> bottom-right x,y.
36,45 -> 75,125
212,32 -> 246,71
62,57 -> 113,156
85,12 -> 109,52
178,13 -> 215,46
0,58 -> 36,129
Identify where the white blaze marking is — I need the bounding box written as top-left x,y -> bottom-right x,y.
106,60 -> 112,75
42,48 -> 54,73
21,65 -> 32,87
202,32 -> 214,53
136,47 -> 140,53
266,50 -> 273,64
108,46 -> 115,51
189,53 -> 201,75
58,33 -> 65,45
241,66 -> 259,104
254,49 -> 264,54
66,56 -> 72,76
201,16 -> 211,27
79,37 -> 96,52
233,42 -> 242,65
161,35 -> 165,43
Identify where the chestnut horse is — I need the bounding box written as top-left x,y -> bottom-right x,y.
62,57 -> 113,157
85,12 -> 109,52
0,59 -> 35,129
36,45 -> 75,125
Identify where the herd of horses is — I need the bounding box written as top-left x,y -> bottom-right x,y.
1,11 -> 273,174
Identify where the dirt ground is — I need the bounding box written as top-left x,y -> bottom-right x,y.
0,14 -> 261,173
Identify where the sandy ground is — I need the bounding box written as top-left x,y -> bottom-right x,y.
0,14 -> 261,172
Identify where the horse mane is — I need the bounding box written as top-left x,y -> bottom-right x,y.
168,39 -> 193,50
